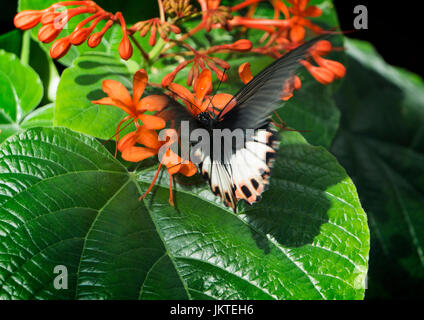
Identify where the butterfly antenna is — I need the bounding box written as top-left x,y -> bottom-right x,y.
165,87 -> 203,115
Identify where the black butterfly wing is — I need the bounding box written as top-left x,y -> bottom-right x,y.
216,35 -> 327,131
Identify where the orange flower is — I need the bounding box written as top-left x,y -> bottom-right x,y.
119,126 -> 197,206
273,0 -> 323,42
168,69 -> 234,117
92,69 -> 169,157
198,0 -> 233,31
92,69 -> 169,129
299,40 -> 346,84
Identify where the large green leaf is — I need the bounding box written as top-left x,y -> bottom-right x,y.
0,50 -> 46,142
0,127 -> 369,299
331,38 -> 424,298
54,52 -> 132,140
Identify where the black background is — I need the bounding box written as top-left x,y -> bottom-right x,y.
0,1 -> 421,76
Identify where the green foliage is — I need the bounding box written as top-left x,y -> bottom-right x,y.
331,38 -> 424,298
0,50 -> 48,142
0,127 -> 368,299
54,52 -> 132,140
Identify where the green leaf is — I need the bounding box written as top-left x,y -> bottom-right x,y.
0,127 -> 369,299
54,52 -> 133,140
0,49 -> 44,142
0,30 -> 22,57
0,29 -> 60,105
21,103 -> 54,128
331,38 -> 424,298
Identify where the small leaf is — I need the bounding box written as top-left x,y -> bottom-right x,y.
21,103 -> 54,128
0,49 -> 43,142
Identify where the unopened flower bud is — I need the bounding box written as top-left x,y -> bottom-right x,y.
119,34 -> 133,60
230,39 -> 252,51
87,32 -> 102,48
38,23 -> 61,43
40,11 -> 60,25
50,36 -> 71,59
14,10 -> 43,30
70,28 -> 91,45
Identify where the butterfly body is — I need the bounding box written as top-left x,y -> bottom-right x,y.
166,36 -> 328,212
197,111 -> 216,130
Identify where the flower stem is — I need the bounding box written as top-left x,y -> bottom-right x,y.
129,34 -> 150,63
157,0 -> 165,22
148,37 -> 166,61
20,30 -> 30,66
161,23 -> 203,54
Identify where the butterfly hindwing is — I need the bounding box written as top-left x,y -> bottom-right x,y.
194,125 -> 279,211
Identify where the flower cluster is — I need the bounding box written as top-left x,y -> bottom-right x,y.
92,69 -> 197,205
14,0 -> 345,88
14,1 -> 133,60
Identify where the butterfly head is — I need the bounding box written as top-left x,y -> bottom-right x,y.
197,112 -> 214,129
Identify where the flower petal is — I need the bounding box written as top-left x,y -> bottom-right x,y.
121,146 -> 157,162
160,148 -> 183,174
238,62 -> 253,84
202,93 -> 234,115
195,69 -> 212,104
132,69 -> 148,105
137,95 -> 169,112
138,114 -> 166,130
91,97 -> 132,114
179,161 -> 197,177
304,6 -> 322,17
102,79 -> 133,112
118,131 -> 138,152
290,24 -> 305,42
136,126 -> 162,149
168,83 -> 197,111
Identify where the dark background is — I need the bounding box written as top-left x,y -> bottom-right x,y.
0,1 -> 420,76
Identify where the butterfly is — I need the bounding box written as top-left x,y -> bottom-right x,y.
161,36 -> 327,212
